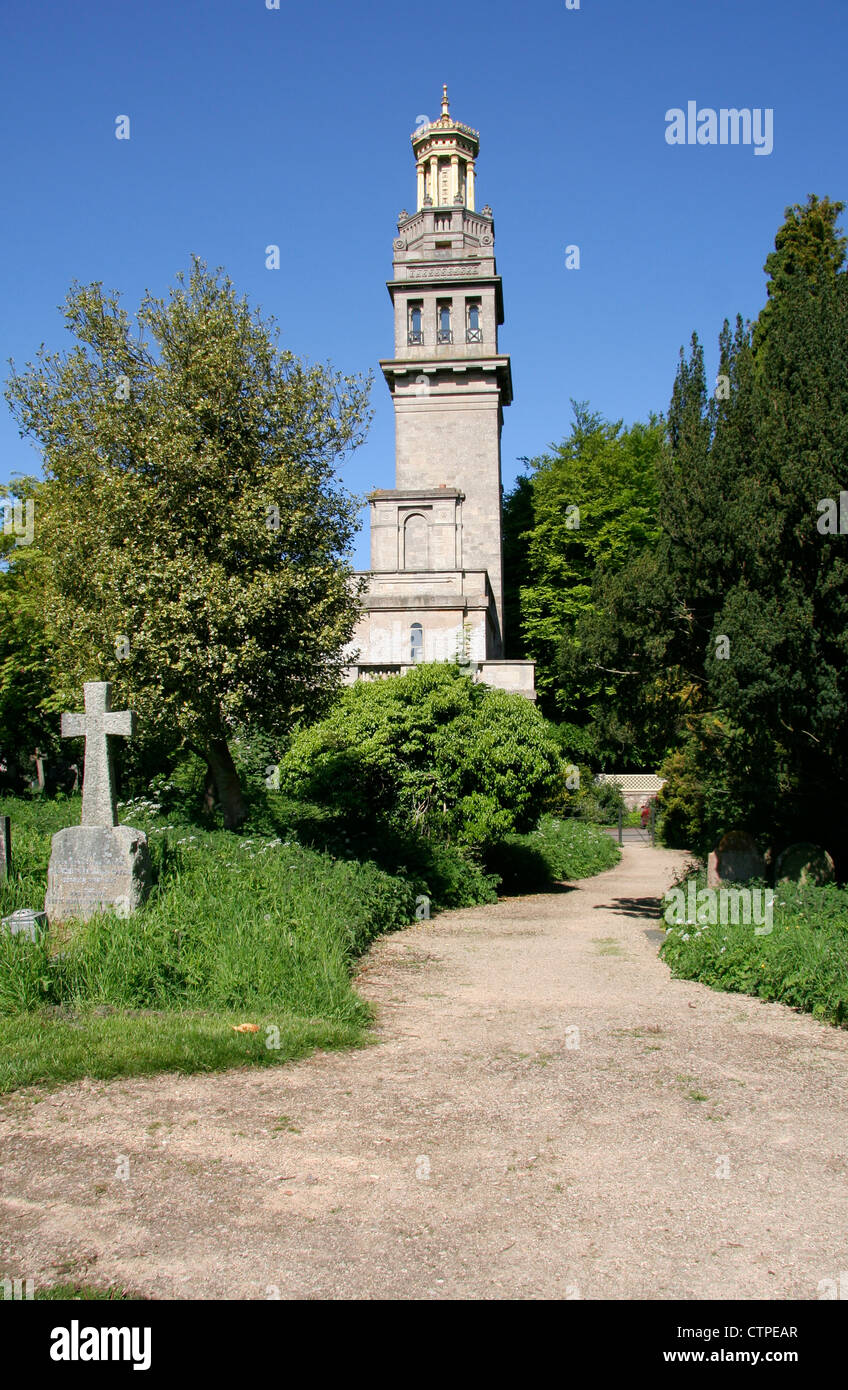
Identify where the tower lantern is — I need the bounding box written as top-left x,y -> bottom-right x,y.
411,84 -> 479,212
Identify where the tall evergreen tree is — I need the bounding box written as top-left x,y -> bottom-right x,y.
577,196 -> 848,859
753,193 -> 846,353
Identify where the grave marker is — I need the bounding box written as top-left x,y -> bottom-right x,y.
44,682 -> 150,923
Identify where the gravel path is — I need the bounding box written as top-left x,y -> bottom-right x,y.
2,843 -> 848,1301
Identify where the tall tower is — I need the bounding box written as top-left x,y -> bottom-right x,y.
345,90 -> 534,700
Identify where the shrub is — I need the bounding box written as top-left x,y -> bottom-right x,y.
278,663 -> 563,852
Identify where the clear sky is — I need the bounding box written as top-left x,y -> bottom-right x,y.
2,0 -> 845,566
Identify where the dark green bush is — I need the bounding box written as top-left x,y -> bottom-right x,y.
278,663 -> 563,851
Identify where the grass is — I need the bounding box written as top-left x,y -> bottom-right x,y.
490,814 -> 620,893
0,790 -> 416,1092
1,1280 -> 140,1301
0,790 -> 620,1093
0,1009 -> 363,1093
661,867 -> 848,1027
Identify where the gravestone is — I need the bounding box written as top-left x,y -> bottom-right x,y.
707,829 -> 766,887
1,908 -> 48,943
0,815 -> 10,879
30,748 -> 47,792
775,842 -> 835,887
44,682 -> 150,923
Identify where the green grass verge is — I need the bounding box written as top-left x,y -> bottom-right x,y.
0,1008 -> 364,1095
661,870 -> 848,1026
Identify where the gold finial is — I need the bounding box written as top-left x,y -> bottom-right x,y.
441,84 -> 450,117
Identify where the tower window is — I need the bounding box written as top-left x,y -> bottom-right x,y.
466,301 -> 482,343
403,513 -> 428,570
437,301 -> 452,345
408,303 -> 423,346
410,623 -> 424,663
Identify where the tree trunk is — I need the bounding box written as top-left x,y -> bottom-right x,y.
203,766 -> 216,818
205,738 -> 247,829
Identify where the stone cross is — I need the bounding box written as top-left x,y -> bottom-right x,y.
60,682 -> 135,827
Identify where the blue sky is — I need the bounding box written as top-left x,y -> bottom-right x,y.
2,0 -> 845,566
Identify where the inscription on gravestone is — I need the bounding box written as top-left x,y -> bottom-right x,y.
44,682 -> 151,923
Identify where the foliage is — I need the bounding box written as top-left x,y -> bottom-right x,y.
753,193 -> 847,353
0,793 -> 415,1023
0,477 -> 59,788
493,814 -> 620,894
568,773 -> 627,826
4,259 -> 371,825
574,195 -> 848,860
278,662 -> 563,852
502,403 -> 663,727
661,871 -> 848,1027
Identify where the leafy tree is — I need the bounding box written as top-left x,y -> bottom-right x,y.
5,260 -> 371,826
278,662 -> 563,852
578,196 -> 848,861
501,471 -> 533,658
0,476 -> 59,788
502,403 -> 663,724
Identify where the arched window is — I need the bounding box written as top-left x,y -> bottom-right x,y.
466,301 -> 482,343
404,513 -> 428,570
410,623 -> 424,662
408,303 -> 423,345
437,302 -> 452,344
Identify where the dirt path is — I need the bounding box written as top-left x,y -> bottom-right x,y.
3,843 -> 848,1301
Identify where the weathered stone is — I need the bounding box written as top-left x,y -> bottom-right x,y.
60,682 -> 134,827
0,815 -> 10,879
30,748 -> 47,792
44,681 -> 149,923
775,842 -> 835,887
1,908 -> 48,943
44,825 -> 150,923
707,830 -> 766,887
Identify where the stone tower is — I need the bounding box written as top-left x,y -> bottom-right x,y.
345,88 -> 535,699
